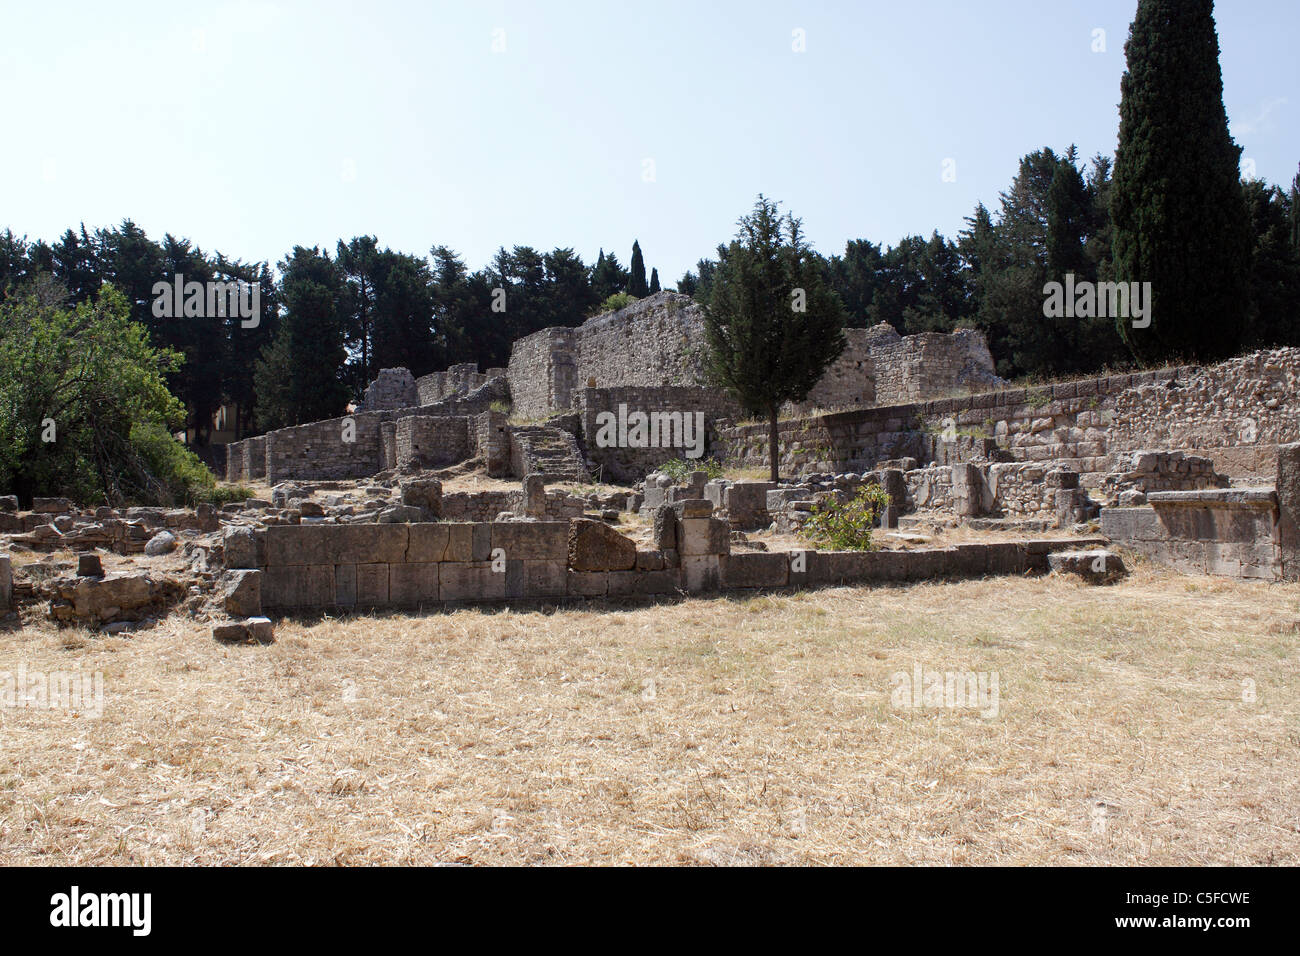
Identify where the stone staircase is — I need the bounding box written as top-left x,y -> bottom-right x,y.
510,425 -> 589,482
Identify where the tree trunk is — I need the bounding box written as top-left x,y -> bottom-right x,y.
768,405 -> 780,483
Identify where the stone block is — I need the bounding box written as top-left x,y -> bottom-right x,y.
335,564 -> 358,606
440,562 -> 506,601
652,505 -> 678,552
356,563 -> 390,604
630,569 -> 681,594
722,552 -> 789,589
678,517 -> 731,556
265,524 -> 408,566
223,569 -> 263,617
263,564 -> 334,608
568,518 -> 637,571
0,554 -> 10,610
492,521 -> 569,561
672,498 -> 714,519
408,523 -> 451,562
1278,443 -> 1300,582
682,555 -> 721,592
519,559 -> 567,598
389,562 -> 439,605
567,570 -> 609,597
635,550 -> 666,571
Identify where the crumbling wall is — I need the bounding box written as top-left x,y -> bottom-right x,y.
416,363 -> 507,405
578,386 -> 743,482
360,368 -> 418,410
395,416 -> 471,470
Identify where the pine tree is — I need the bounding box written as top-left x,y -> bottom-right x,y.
649,267 -> 660,294
1111,0 -> 1250,363
627,240 -> 648,297
704,196 -> 847,481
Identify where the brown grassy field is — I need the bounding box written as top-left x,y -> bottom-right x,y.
2,566 -> 1298,866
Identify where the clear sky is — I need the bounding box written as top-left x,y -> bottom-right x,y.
1,1 -> 1295,284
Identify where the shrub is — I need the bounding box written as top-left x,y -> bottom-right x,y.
656,455 -> 725,483
589,292 -> 638,316
801,484 -> 891,551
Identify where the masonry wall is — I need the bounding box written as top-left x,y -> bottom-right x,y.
416,363 -> 508,405
578,386 -> 744,482
250,519 -> 1099,611
721,364 -> 1200,480
395,416 -> 471,470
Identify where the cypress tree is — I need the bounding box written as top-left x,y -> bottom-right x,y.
704,196 -> 847,482
1111,0 -> 1250,363
628,240 -> 648,297
649,267 -> 660,294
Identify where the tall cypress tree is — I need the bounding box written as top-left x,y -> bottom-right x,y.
1111,0 -> 1250,363
649,267 -> 660,294
704,196 -> 846,481
627,240 -> 648,297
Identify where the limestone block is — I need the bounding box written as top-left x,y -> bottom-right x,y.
568,518 -> 637,571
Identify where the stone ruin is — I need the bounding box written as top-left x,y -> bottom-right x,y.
3,294 -> 1299,642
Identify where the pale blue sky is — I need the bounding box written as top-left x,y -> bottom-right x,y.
1,1 -> 1295,283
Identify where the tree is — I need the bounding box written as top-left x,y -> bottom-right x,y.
590,249 -> 629,301
253,246 -> 349,431
337,236 -> 382,387
1241,179 -> 1300,347
649,267 -> 660,294
1111,0 -> 1250,363
703,196 -> 847,481
0,283 -> 212,506
627,240 -> 648,297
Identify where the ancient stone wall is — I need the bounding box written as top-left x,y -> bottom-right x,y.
415,363 -> 507,405
578,386 -> 743,482
395,416 -> 471,470
360,368 -> 418,410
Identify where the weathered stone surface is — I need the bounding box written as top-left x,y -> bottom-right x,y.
265,524 -> 408,566
247,617 -> 274,644
0,555 -> 11,610
491,521 -> 568,561
440,561 -> 506,601
0,495 -> 18,512
223,569 -> 263,617
33,497 -> 74,514
356,563 -> 390,604
522,474 -> 546,518
213,621 -> 251,643
400,478 -> 443,517
389,562 -> 439,605
681,555 -> 721,592
566,570 -> 608,597
224,527 -> 265,570
1047,549 -> 1127,582
49,572 -> 182,623
77,553 -> 104,578
1277,443 -> 1300,582
722,552 -> 789,589
262,564 -> 334,608
652,504 -> 678,552
408,523 -> 451,562
568,518 -> 637,572
673,498 -> 714,519
677,517 -> 731,557
144,531 -> 177,556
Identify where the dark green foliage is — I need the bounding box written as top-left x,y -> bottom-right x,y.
253,247 -> 349,431
704,195 -> 847,481
1111,0 -> 1251,362
0,284 -> 214,506
649,267 -> 660,294
801,484 -> 891,551
627,240 -> 648,298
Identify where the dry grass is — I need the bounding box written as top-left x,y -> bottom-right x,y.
1,567 -> 1298,866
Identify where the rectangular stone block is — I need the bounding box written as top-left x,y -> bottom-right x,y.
491,521 -> 569,561
263,564 -> 334,608
520,559 -> 566,598
440,562 -> 506,601
442,523 -> 476,562
335,564 -> 357,606
630,569 -> 681,595
567,570 -> 608,597
678,517 -> 731,556
356,563 -> 390,604
682,555 -> 721,592
0,554 -> 11,610
265,524 -> 408,566
390,562 -> 439,605
408,523 -> 450,562
1278,443 -> 1300,581
722,552 -> 789,589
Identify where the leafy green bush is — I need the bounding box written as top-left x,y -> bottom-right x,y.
0,283 -> 214,506
801,484 -> 891,551
194,483 -> 256,507
589,292 -> 638,316
656,455 -> 725,483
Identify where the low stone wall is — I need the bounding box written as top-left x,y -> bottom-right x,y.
242,511 -> 1101,612
416,363 -> 507,405
1102,489 -> 1280,580
441,490 -> 586,522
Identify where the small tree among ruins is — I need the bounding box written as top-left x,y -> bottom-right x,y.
703,196 -> 847,482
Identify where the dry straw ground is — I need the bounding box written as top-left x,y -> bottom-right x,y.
1,566 -> 1297,865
